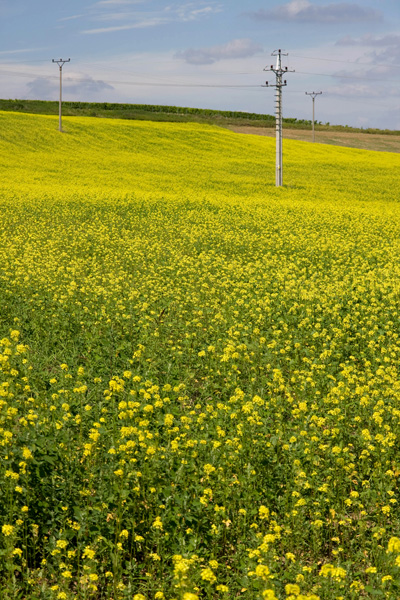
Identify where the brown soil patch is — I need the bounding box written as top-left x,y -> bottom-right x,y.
227,126 -> 400,154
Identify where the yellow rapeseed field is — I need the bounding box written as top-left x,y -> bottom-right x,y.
1,110 -> 400,600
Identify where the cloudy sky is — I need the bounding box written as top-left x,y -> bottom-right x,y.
1,0 -> 399,129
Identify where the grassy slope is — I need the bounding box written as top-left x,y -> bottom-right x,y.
1,111 -> 400,599
1,99 -> 399,154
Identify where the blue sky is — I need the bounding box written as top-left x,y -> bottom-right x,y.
1,0 -> 399,129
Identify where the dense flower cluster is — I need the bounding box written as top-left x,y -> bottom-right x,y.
1,111 -> 400,599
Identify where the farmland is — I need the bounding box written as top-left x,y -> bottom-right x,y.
1,100 -> 399,154
1,110 -> 400,599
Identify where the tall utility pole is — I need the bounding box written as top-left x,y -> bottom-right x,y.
264,50 -> 294,187
305,91 -> 322,143
52,58 -> 70,132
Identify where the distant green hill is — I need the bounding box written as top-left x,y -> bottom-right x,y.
1,98 -> 398,135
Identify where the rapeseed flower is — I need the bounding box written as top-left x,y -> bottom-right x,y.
1,110 -> 400,598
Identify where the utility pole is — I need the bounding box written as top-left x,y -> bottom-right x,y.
305,91 -> 322,143
264,50 -> 294,187
52,58 -> 70,132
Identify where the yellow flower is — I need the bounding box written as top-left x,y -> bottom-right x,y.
255,564 -> 270,581
319,564 -> 346,579
387,537 -> 400,553
62,570 -> 72,578
350,581 -> 364,591
203,464 -> 216,475
2,524 -> 14,536
209,559 -> 219,570
152,517 -> 163,530
82,546 -> 95,560
22,447 -> 33,460
285,552 -> 296,562
285,584 -> 300,596
200,567 -> 217,584
262,591 -> 278,600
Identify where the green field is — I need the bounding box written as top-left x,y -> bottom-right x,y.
1,111 -> 400,599
1,99 -> 399,136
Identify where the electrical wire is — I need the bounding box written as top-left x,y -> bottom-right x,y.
295,70 -> 397,82
1,64 -> 398,88
0,68 -> 263,89
291,54 -> 400,69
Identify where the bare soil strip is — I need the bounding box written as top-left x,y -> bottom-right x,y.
227,125 -> 400,153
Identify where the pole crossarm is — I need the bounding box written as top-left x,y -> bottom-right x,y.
52,58 -> 71,68
263,49 -> 295,187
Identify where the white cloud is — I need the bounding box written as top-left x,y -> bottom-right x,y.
82,19 -> 168,33
81,2 -> 221,34
26,73 -> 114,99
248,1 -> 382,24
0,47 -> 47,55
327,83 -> 381,98
334,32 -> 400,67
336,33 -> 400,47
175,38 -> 263,65
176,4 -> 222,21
58,14 -> 85,22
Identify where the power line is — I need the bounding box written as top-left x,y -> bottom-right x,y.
0,68 -> 262,88
2,63 -> 396,84
0,68 -> 398,100
296,70 -> 397,82
291,53 -> 400,68
6,53 -> 400,70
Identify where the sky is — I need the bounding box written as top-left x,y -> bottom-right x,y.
0,0 -> 399,129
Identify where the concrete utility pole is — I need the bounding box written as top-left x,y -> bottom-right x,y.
305,91 -> 322,143
264,50 -> 294,187
52,58 -> 70,132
